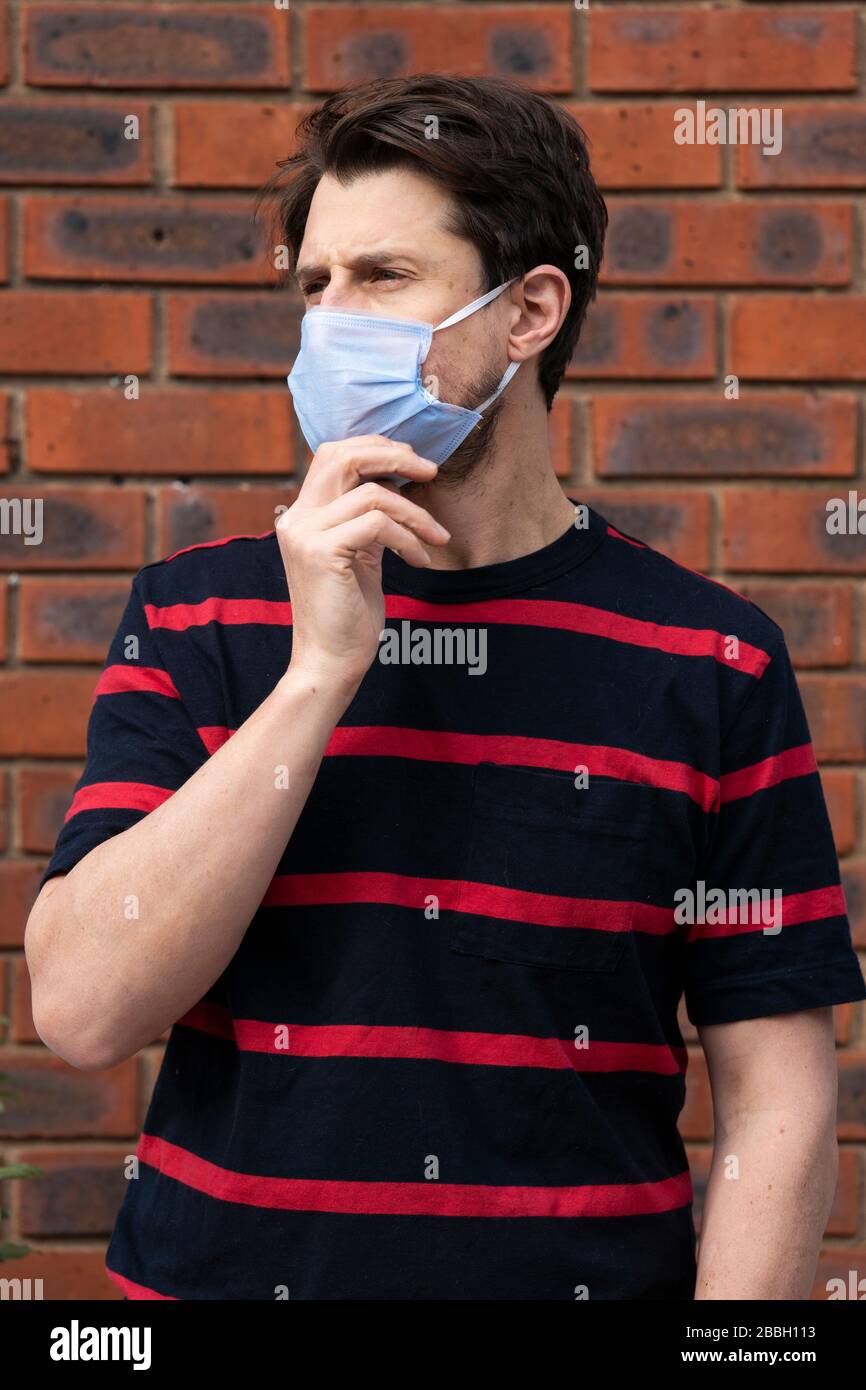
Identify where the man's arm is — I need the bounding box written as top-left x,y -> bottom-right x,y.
694,1007 -> 838,1300
25,439 -> 447,1073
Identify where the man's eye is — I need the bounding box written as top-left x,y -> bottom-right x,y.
372,269 -> 404,282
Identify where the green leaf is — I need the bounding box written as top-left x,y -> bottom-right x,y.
0,1165 -> 43,1182
0,1242 -> 32,1262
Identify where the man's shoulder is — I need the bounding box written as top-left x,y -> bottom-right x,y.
595,511 -> 785,659
132,531 -> 284,606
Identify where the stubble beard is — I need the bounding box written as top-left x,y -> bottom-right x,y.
432,364 -> 506,489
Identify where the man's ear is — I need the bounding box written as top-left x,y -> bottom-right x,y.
507,266 -> 571,364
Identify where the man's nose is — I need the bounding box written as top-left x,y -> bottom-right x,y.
318,269 -> 360,311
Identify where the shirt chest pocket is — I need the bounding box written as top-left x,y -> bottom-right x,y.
449,762 -> 655,973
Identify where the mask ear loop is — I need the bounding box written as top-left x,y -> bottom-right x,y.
431,276 -> 520,333
475,359 -> 521,413
431,276 -> 522,412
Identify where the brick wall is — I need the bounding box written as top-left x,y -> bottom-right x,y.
0,0 -> 864,1300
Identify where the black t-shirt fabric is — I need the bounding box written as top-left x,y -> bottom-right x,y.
40,500 -> 865,1301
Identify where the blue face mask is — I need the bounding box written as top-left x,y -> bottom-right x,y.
286,279 -> 521,474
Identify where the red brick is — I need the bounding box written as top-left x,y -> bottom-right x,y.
0,766 -> 7,852
0,487 -> 145,572
0,575 -> 7,657
19,578 -> 128,662
834,1002 -> 856,1047
0,1248 -> 121,1300
0,392 -> 10,472
0,862 -> 48,947
736,582 -> 853,668
12,954 -> 39,1044
0,957 -> 7,1040
0,7 -> 7,85
0,201 -> 7,284
155,482 -> 295,557
0,672 -> 94,756
593,394 -> 855,479
15,1144 -> 130,1237
582,487 -> 712,570
17,766 -> 81,854
27,389 -> 295,477
730,296 -> 866,379
23,196 -> 271,285
828,1148 -> 860,1237
722,488 -> 866,575
737,105 -> 866,190
173,101 -> 313,188
139,1046 -> 166,1113
24,4 -> 291,89
813,1249 -> 866,1301
604,200 -> 851,286
304,5 -> 573,93
569,295 -> 716,380
590,9 -> 855,93
0,198 -> 7,283
549,397 -> 573,480
843,863 -> 866,949
837,1053 -> 866,1139
0,292 -> 151,375
0,102 -> 153,184
567,104 -> 721,190
0,1052 -> 138,1138
824,771 -> 857,856
799,679 -> 866,763
680,1049 -> 712,1140
166,290 -> 302,377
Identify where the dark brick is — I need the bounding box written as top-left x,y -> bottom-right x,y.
24,196 -> 270,285
25,5 -> 291,89
0,104 -> 152,183
167,291 -> 302,376
16,1146 -> 129,1237
0,488 -> 146,571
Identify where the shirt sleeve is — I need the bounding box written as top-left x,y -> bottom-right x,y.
39,572 -> 209,887
683,628 -> 866,1026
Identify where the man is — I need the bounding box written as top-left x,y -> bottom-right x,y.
26,74 -> 865,1301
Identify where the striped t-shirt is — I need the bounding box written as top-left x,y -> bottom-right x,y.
42,499 -> 865,1301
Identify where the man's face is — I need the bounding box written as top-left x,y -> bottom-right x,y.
293,166 -> 515,482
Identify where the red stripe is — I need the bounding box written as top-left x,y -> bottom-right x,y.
105,1265 -> 177,1301
64,781 -> 174,822
93,664 -> 180,700
138,1132 -> 693,1218
163,531 -> 271,564
198,725 -> 233,754
260,870 -> 676,936
197,724 -> 716,811
143,587 -> 769,676
144,597 -> 292,630
388,594 -> 769,676
326,726 -> 718,811
178,1004 -> 688,1076
719,743 -> 818,803
687,884 -> 847,941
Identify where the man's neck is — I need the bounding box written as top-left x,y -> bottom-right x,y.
405,410 -> 577,571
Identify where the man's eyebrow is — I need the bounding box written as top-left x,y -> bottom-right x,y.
293,249 -> 424,286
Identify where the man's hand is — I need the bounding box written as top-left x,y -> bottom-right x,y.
277,437 -> 451,691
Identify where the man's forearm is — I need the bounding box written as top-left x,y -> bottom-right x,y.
694,1110 -> 838,1299
25,664 -> 357,1071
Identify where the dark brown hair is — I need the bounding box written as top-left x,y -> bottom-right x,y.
260,74 -> 608,411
